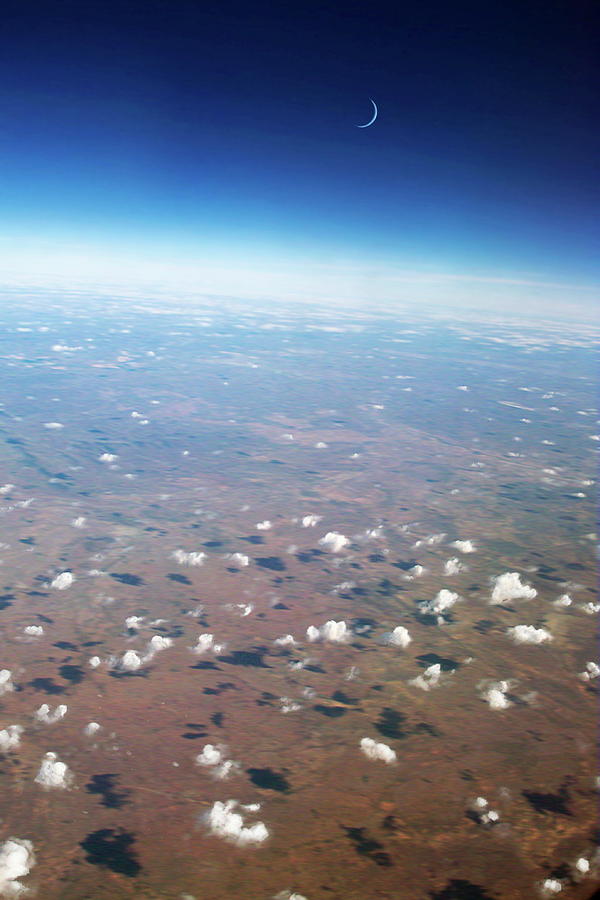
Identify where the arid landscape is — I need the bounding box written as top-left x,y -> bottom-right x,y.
0,294 -> 597,899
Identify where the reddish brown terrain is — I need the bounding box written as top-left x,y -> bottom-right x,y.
0,295 -> 597,899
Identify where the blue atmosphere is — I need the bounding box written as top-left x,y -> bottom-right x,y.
0,0 -> 598,315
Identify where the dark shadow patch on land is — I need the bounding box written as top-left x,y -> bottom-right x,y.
247,767 -> 291,793
413,722 -> 442,737
416,653 -> 459,672
0,594 -> 13,611
109,670 -> 149,679
28,677 -> 65,695
392,559 -> 418,571
295,549 -> 324,564
218,648 -> 271,668
86,774 -> 130,809
110,573 -> 144,586
189,661 -> 220,670
331,690 -> 359,705
59,664 -> 85,685
272,602 -> 289,610
211,712 -> 224,728
429,880 -> 495,899
375,707 -> 407,739
240,535 -> 264,545
313,704 -> 346,718
342,827 -> 393,867
80,829 -> 140,877
351,617 -> 377,637
167,573 -> 192,585
522,785 -> 572,816
203,682 -> 237,696
255,557 -> 286,571
54,641 -> 78,651
474,620 -> 496,635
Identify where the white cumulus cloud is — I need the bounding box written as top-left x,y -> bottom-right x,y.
359,737 -> 397,764
409,663 -> 445,691
301,515 -> 321,528
204,800 -> 269,846
418,589 -> 460,622
0,725 -> 23,754
318,532 -> 349,552
0,838 -> 36,897
490,572 -> 537,605
306,620 -> 350,643
0,670 -> 14,697
256,520 -> 272,531
171,549 -> 206,567
382,626 -> 412,648
34,703 -> 68,724
507,625 -> 552,645
34,752 -> 71,789
443,557 -> 464,576
225,553 -> 249,567
51,571 -> 74,590
24,625 -> 44,637
191,633 -> 225,655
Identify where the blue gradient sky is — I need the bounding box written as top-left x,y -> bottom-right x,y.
1,0 -> 598,316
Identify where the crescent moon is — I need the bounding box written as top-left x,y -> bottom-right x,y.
356,98 -> 378,128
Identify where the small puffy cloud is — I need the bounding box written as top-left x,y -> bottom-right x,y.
554,594 -> 572,608
51,571 -> 74,590
280,696 -> 302,713
306,620 -> 350,643
225,553 -> 249,567
579,661 -> 600,681
469,796 -> 501,825
88,656 -> 101,668
204,800 -> 269,846
147,635 -> 172,653
409,663 -> 445,691
274,892 -> 309,900
507,625 -> 552,645
318,532 -> 349,553
0,725 -> 23,753
256,520 -> 272,531
71,516 -> 86,528
171,549 -> 206,567
43,422 -> 64,429
490,572 -> 537,605
24,625 -> 44,636
0,837 -> 36,897
274,634 -> 296,647
574,858 -> 590,875
457,385 -> 469,391
539,878 -> 563,896
419,589 -> 460,623
413,532 -> 446,548
579,602 -> 600,615
360,737 -> 397,764
125,615 -> 144,631
0,670 -> 14,697
34,751 -> 71,789
382,626 -> 412,648
443,557 -> 464,576
34,703 -> 68,724
301,515 -> 321,528
120,650 -> 142,671
98,453 -> 118,462
84,722 -> 101,737
196,744 -> 224,767
191,633 -> 225,655
479,680 -> 512,710
196,744 -> 240,779
0,484 -> 15,494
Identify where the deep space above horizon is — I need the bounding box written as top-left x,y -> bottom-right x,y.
0,0 -> 598,316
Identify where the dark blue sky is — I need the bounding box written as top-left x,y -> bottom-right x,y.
1,0 -> 598,313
